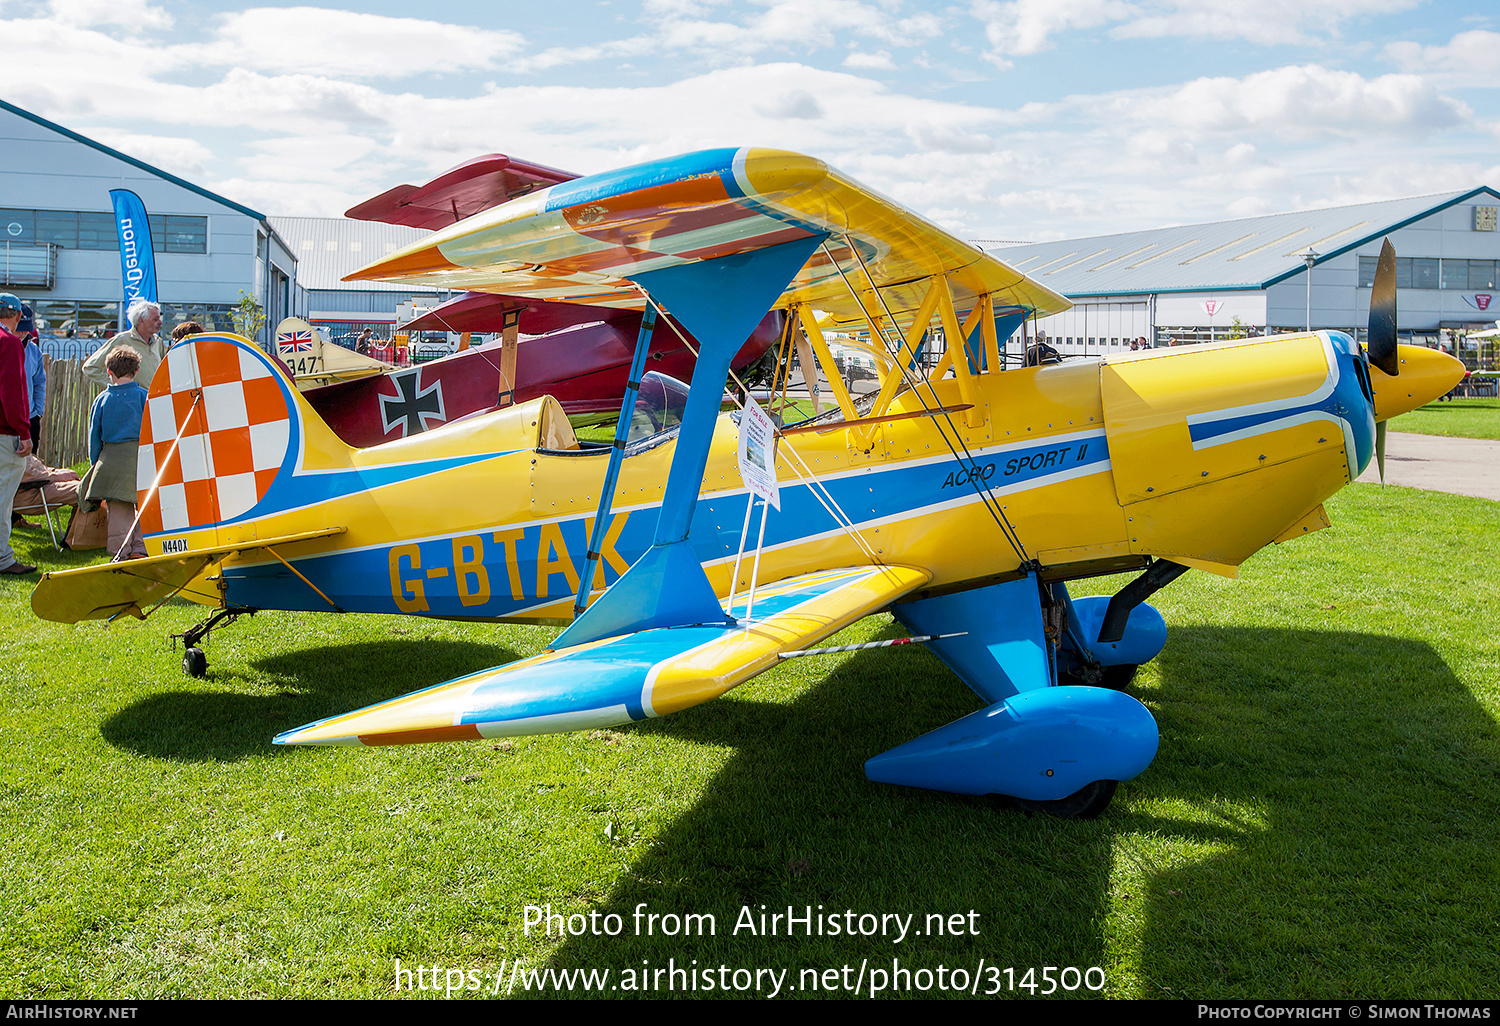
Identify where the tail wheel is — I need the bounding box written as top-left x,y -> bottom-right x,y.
1013,780 -> 1118,820
183,647 -> 208,678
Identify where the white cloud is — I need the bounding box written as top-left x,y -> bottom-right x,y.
970,0 -> 1421,60
1129,65 -> 1470,140
1387,30 -> 1500,81
241,133 -> 381,181
755,89 -> 826,119
1115,0 -> 1420,47
1125,129 -> 1199,165
3,0 -> 1495,245
210,7 -> 525,79
972,0 -> 1136,66
49,0 -> 171,30
844,49 -> 896,70
518,0 -> 942,72
1311,159 -> 1500,208
643,0 -> 727,15
77,129 -> 212,177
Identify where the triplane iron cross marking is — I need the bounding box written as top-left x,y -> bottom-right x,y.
378,367 -> 447,437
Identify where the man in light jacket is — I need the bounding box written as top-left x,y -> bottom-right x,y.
83,298 -> 164,390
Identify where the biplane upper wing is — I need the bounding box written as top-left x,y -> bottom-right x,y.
275,564 -> 929,746
344,148 -> 1071,325
32,527 -> 347,624
345,153 -> 580,230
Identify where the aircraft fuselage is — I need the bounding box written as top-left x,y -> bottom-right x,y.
189,329 -> 1422,624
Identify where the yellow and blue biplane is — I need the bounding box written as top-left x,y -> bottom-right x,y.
32,148 -> 1463,817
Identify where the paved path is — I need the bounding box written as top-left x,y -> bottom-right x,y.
1355,431 -> 1500,501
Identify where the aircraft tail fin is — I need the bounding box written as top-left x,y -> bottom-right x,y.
137,332 -> 353,539
276,316 -> 386,385
274,316 -> 327,377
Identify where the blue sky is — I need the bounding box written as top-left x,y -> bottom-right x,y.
4,0 -> 1497,241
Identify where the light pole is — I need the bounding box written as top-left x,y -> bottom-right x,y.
1300,247 -> 1320,332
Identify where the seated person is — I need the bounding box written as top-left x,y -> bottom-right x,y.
12,455 -> 81,520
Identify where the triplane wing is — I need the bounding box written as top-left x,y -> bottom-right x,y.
345,152 -> 580,230
35,148 -> 1465,818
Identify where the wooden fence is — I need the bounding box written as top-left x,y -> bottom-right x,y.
39,357 -> 96,470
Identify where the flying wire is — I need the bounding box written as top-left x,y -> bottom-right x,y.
823,236 -> 1029,563
637,293 -> 887,570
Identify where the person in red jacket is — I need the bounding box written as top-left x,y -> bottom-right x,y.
0,292 -> 36,575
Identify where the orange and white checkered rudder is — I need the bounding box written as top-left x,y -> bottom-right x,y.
135,334 -> 295,535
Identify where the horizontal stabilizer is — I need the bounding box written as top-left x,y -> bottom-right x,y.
275,564 -> 929,747
31,527 -> 347,624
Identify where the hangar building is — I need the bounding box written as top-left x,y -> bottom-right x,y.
990,188 -> 1500,355
267,216 -> 454,346
0,99 -> 302,353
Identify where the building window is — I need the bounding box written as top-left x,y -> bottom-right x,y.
31,300 -> 125,357
77,211 -> 116,249
36,210 -> 78,247
152,214 -> 208,254
1359,255 -> 1488,290
0,206 -> 206,253
0,209 -> 36,242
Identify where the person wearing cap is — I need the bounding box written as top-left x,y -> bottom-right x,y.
82,297 -> 164,390
19,304 -> 44,450
11,305 -> 44,529
0,292 -> 36,574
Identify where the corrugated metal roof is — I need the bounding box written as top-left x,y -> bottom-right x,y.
269,216 -> 437,292
989,188 -> 1499,297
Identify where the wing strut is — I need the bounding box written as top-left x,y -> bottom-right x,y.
574,303 -> 658,617
553,234 -> 827,650
820,239 -> 1031,565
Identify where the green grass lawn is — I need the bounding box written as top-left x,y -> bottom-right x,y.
1,483 -> 1497,999
1390,397 -> 1500,440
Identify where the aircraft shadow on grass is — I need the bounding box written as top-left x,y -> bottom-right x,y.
536,624 -> 1496,996
99,639 -> 525,762
1133,626 -> 1500,998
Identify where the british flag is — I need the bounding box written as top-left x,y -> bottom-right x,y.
278,330 -> 314,353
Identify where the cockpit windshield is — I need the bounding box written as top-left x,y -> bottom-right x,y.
627,371 -> 691,444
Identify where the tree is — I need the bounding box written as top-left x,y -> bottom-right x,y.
232,290 -> 265,340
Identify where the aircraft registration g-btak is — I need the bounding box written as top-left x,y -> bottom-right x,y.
33,148 -> 1463,817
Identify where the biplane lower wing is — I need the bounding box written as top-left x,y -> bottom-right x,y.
274,564 -> 929,747
31,527 -> 347,624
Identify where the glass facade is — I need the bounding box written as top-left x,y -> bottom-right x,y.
31,299 -> 119,339
1359,256 -> 1498,290
30,300 -> 234,359
0,207 -> 208,253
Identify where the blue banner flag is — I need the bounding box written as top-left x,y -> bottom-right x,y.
109,189 -> 158,325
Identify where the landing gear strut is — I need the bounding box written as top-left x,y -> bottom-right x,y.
172,607 -> 256,678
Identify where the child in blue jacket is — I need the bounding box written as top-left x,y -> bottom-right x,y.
83,346 -> 149,559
